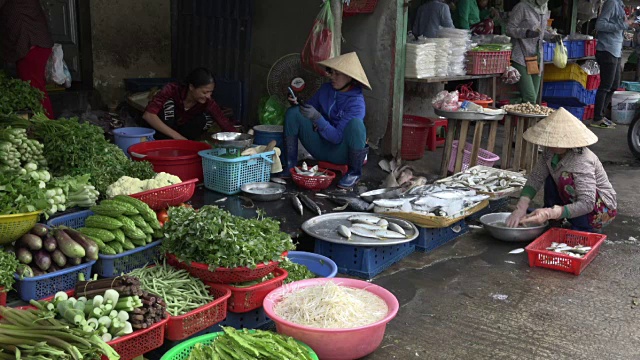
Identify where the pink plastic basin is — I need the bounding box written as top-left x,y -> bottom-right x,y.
263,278 -> 399,360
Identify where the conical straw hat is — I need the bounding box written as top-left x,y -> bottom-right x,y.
523,107 -> 598,148
317,52 -> 372,90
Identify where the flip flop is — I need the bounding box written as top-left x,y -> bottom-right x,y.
590,121 -> 616,129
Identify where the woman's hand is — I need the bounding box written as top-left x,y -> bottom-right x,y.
172,133 -> 188,140
506,197 -> 530,227
300,104 -> 321,121
288,95 -> 299,106
520,206 -> 563,226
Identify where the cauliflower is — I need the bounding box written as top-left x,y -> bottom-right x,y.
107,173 -> 182,197
153,172 -> 181,187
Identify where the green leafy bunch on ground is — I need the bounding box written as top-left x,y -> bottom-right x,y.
0,72 -> 44,114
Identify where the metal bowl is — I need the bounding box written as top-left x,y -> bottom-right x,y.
359,187 -> 404,203
210,132 -> 254,149
479,212 -> 548,242
240,182 -> 286,202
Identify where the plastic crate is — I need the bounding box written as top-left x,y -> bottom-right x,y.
542,81 -> 590,106
584,39 -> 597,56
543,42 -> 556,62
313,240 -> 415,279
563,40 -> 585,58
448,141 -> 500,173
93,240 -> 163,277
401,116 -> 430,160
583,104 -> 595,120
466,198 -> 510,222
46,209 -> 93,228
411,221 -> 468,253
543,64 -> 588,88
466,51 -> 512,75
13,261 -> 95,301
129,178 -> 198,211
547,103 -> 586,119
165,284 -> 231,341
622,81 -> 640,92
343,0 -> 378,15
199,148 -> 274,195
105,314 -> 170,360
586,74 -> 601,90
216,268 -> 287,314
525,228 -> 606,275
165,253 -> 282,284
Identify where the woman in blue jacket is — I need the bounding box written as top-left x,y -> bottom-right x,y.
284,52 -> 371,189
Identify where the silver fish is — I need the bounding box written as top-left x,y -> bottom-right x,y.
348,215 -> 382,225
291,194 -> 303,216
387,222 -> 406,235
373,199 -> 406,208
337,225 -> 351,240
271,178 -> 287,185
374,229 -> 406,239
349,226 -> 380,239
352,223 -> 385,231
377,219 -> 389,228
299,194 -> 322,216
317,194 -> 374,212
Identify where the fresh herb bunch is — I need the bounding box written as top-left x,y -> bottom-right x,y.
0,72 -> 44,114
279,257 -> 316,284
29,114 -> 155,195
0,248 -> 19,290
163,206 -> 296,269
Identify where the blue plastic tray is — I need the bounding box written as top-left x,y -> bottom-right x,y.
313,241 -> 415,279
563,40 -> 585,59
542,81 -> 589,106
13,261 -> 95,301
543,42 -> 556,62
47,210 -> 94,228
94,240 -> 163,277
411,221 -> 469,253
287,251 -> 337,278
547,103 -> 586,120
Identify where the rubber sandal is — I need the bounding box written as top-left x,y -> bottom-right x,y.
590,121 -> 616,129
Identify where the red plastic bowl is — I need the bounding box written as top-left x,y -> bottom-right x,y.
128,140 -> 211,183
263,278 -> 399,360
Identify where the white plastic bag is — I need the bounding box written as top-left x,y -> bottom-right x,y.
553,41 -> 568,69
46,44 -> 72,88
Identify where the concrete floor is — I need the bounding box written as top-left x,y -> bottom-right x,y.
363,124 -> 640,359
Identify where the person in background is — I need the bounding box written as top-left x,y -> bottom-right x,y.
284,52 -> 370,190
634,28 -> 640,81
0,0 -> 55,118
412,0 -> 455,38
506,108 -> 617,233
591,0 -> 634,129
506,0 -> 561,104
455,0 -> 498,33
143,68 -> 237,140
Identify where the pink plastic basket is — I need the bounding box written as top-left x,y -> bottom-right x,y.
448,140 -> 500,173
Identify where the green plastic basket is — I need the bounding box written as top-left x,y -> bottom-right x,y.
160,330 -> 319,360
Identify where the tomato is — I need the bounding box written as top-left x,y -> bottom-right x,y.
178,203 -> 192,208
157,209 -> 169,225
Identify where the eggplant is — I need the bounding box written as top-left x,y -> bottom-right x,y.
32,268 -> 45,277
16,264 -> 34,278
63,228 -> 99,261
51,249 -> 67,267
30,224 -> 49,237
49,263 -> 62,273
18,234 -> 42,251
34,250 -> 52,271
67,257 -> 82,266
16,247 -> 32,264
53,229 -> 85,259
43,235 -> 57,252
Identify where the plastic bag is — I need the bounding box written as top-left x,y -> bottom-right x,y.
45,44 -> 72,88
553,41 -> 568,69
258,95 -> 286,125
431,91 -> 449,110
301,1 -> 336,76
442,91 -> 460,111
501,66 -> 521,84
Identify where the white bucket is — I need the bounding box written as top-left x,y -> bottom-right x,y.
611,91 -> 640,125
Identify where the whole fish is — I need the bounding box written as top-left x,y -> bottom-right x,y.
387,222 -> 406,235
377,219 -> 389,228
299,194 -> 322,216
352,223 -> 386,231
337,225 -> 351,240
291,194 -> 303,216
348,214 -> 382,225
316,194 -> 374,212
374,229 -> 406,239
349,226 -> 380,239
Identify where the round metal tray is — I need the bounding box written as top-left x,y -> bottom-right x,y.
505,110 -> 549,119
434,109 -> 504,121
210,132 -> 254,149
240,182 -> 286,202
301,212 -> 419,246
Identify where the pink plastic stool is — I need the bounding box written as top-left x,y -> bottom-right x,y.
318,157 -> 368,176
426,118 -> 448,151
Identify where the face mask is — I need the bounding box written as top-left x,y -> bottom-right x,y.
535,0 -> 548,7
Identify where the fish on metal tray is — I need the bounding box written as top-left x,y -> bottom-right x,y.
373,199 -> 407,208
348,214 -> 383,225
377,219 -> 389,228
337,225 -> 351,240
351,223 -> 386,231
374,229 -> 406,239
299,193 -> 322,216
316,194 -> 374,212
349,226 -> 380,239
271,178 -> 287,185
291,194 -> 303,216
387,222 -> 406,235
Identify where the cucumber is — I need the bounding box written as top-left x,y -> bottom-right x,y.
113,195 -> 156,224
78,227 -> 116,242
115,215 -> 136,233
100,244 -> 117,255
101,200 -> 139,216
122,239 -> 135,251
85,215 -> 123,230
123,226 -> 146,241
152,228 -> 164,239
130,237 -> 146,247
111,228 -> 126,244
111,242 -> 124,254
146,234 -> 153,244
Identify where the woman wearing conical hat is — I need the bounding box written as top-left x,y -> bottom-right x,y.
506,108 -> 618,232
284,52 -> 370,190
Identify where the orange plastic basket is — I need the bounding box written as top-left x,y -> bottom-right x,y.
525,228 -> 607,276
164,284 -> 231,341
129,178 -> 198,211
217,268 -> 288,313
165,252 -> 285,284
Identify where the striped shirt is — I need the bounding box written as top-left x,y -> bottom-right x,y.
0,0 -> 53,63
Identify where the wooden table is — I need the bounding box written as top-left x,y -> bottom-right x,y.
501,113 -> 546,174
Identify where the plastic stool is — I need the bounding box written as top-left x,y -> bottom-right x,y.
427,118 -> 448,151
318,161 -> 348,175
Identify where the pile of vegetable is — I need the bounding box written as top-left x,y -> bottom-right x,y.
0,249 -> 19,291
128,262 -> 215,316
0,72 -> 43,114
457,82 -> 491,101
273,282 -> 388,329
279,257 -> 316,284
106,172 -> 182,198
7,224 -> 98,278
79,195 -> 163,255
162,206 -> 295,269
186,327 -> 314,360
0,126 -> 46,171
0,306 -> 119,359
503,102 -> 554,116
74,275 -> 168,330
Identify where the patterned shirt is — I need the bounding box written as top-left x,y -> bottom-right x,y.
506,2 -> 551,67
0,0 -> 54,63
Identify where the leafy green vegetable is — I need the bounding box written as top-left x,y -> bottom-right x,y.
279,257 -> 316,284
0,72 -> 44,114
162,206 -> 295,269
0,248 -> 19,290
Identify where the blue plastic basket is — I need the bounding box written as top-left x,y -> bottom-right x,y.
47,210 -> 93,228
547,103 -> 586,120
466,198 -> 510,222
93,240 -> 163,277
199,148 -> 275,195
542,81 -> 589,106
313,241 -> 415,279
412,221 -> 469,253
13,261 -> 95,301
543,42 -> 556,62
287,251 -> 338,278
563,40 -> 585,59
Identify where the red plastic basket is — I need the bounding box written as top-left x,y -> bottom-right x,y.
466,51 -> 512,75
128,140 -> 211,183
165,284 -> 231,341
583,104 -> 595,120
343,0 -> 378,15
290,168 -> 336,191
165,252 -> 284,284
584,39 -> 597,57
103,314 -> 169,360
448,140 -> 500,173
0,287 -> 6,307
401,116 -> 430,160
525,228 -> 607,276
217,268 -> 288,314
586,74 -> 601,91
128,178 -> 198,211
